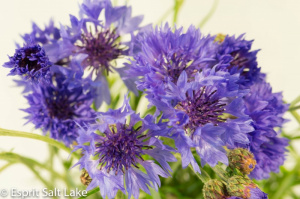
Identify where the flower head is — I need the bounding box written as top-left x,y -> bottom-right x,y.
214,34 -> 261,87
127,23 -> 217,98
73,98 -> 176,199
150,69 -> 253,172
237,80 -> 288,179
53,0 -> 144,107
23,63 -> 96,146
3,41 -> 52,83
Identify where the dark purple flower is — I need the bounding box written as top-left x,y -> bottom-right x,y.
214,34 -> 262,87
73,97 -> 176,199
23,62 -> 96,146
237,80 -> 289,179
3,42 -> 52,83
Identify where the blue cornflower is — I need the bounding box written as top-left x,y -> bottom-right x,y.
150,69 -> 254,172
53,0 -> 144,107
237,80 -> 288,179
3,41 -> 52,83
127,23 -> 217,99
23,59 -> 96,146
213,34 -> 262,87
73,97 -> 176,199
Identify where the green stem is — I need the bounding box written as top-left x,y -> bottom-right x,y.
0,152 -> 54,190
211,164 -> 228,181
78,187 -> 100,199
175,153 -> 210,183
0,128 -> 80,159
289,110 -> 300,124
289,105 -> 300,111
0,162 -> 16,173
290,95 -> 300,107
272,159 -> 300,199
157,7 -> 173,25
173,0 -> 185,25
198,0 -> 220,28
0,152 -> 65,181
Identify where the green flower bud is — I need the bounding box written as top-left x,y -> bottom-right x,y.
203,179 -> 227,199
80,169 -> 92,186
226,175 -> 257,199
228,148 -> 256,175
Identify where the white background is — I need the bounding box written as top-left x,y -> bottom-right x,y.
0,0 -> 299,193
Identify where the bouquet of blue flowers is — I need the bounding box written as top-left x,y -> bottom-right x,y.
1,0 -> 299,198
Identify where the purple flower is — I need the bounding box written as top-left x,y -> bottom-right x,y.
249,187 -> 268,199
23,62 -> 96,146
237,80 -> 289,179
22,19 -> 61,45
127,23 -> 217,99
150,69 -> 253,172
53,0 -> 144,107
73,98 -> 176,199
214,34 -> 262,87
3,41 -> 52,83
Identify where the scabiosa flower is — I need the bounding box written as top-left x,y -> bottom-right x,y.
127,23 -> 217,99
23,62 -> 96,146
73,98 -> 176,199
237,80 -> 289,179
213,34 -> 262,87
3,41 -> 52,83
55,0 -> 144,107
150,69 -> 253,172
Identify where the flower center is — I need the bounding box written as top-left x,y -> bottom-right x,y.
229,51 -> 249,70
176,86 -> 226,131
77,28 -> 124,74
46,94 -> 77,120
95,124 -> 150,175
18,45 -> 45,71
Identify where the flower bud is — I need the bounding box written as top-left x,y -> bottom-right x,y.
228,148 -> 256,175
225,175 -> 257,199
214,33 -> 226,43
203,179 -> 227,199
80,169 -> 92,186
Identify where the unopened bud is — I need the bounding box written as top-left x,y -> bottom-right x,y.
80,169 -> 92,186
214,34 -> 226,44
203,179 -> 227,199
225,175 -> 257,199
228,148 -> 256,175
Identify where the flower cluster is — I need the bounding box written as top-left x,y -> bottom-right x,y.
2,0 -> 290,198
127,23 -> 288,180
